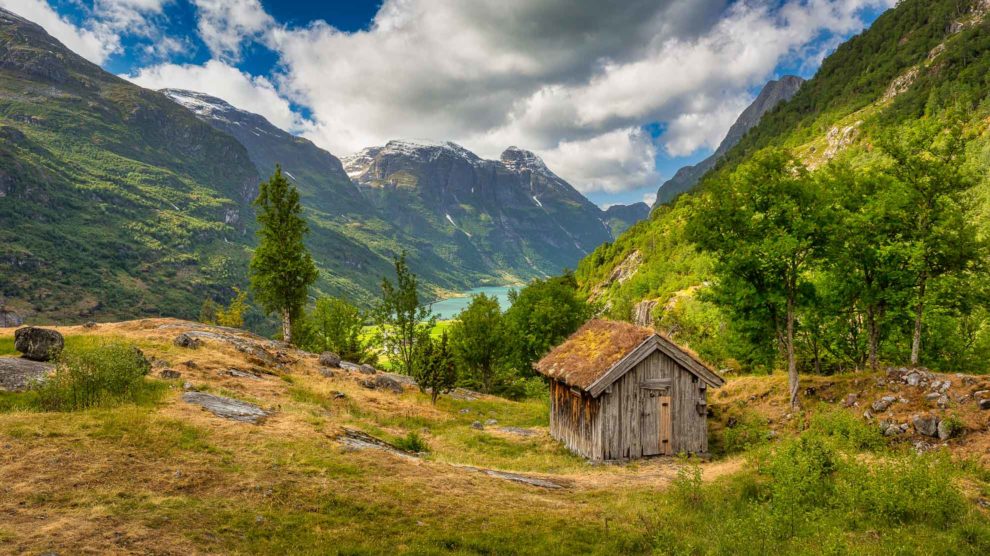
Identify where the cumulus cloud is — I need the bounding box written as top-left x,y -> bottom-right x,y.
263,0 -> 892,193
191,0 -> 274,61
125,59 -> 309,132
0,0 -> 119,63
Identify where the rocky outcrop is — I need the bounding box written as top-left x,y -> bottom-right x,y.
14,326 -> 63,361
0,357 -> 52,391
182,392 -> 270,424
632,299 -> 658,327
319,352 -> 341,368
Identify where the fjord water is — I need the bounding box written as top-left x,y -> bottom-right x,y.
429,286 -> 515,320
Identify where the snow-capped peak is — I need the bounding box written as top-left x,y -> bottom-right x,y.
161,89 -> 241,123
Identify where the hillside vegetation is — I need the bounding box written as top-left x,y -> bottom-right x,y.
1,321 -> 989,554
577,0 -> 990,375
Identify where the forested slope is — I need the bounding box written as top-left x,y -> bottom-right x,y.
577,0 -> 990,374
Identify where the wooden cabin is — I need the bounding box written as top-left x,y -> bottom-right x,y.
534,319 -> 724,461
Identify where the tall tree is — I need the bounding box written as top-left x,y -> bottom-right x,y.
249,165 -> 318,344
303,296 -> 370,363
689,149 -> 827,408
503,272 -> 590,375
879,118 -> 981,366
449,294 -> 506,393
822,164 -> 914,371
374,252 -> 435,376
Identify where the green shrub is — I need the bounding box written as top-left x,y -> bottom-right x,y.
393,431 -> 430,454
34,340 -> 159,411
716,410 -> 770,455
807,406 -> 886,451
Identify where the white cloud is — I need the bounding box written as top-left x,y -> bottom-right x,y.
191,0 -> 274,61
262,0 -> 892,193
0,0 -> 119,63
125,60 -> 309,132
642,192 -> 657,205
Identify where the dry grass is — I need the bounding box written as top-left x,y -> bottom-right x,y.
2,319 -> 989,553
534,319 -> 655,390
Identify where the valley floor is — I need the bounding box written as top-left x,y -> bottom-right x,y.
1,320 -> 989,554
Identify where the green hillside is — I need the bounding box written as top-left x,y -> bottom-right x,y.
576,0 -> 990,374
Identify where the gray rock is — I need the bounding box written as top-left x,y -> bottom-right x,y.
360,374 -> 403,394
182,392 -> 270,424
14,326 -> 64,361
937,395 -> 950,409
226,369 -> 261,380
913,415 -> 939,437
459,408 -> 471,414
318,352 -> 341,368
842,393 -> 858,407
973,390 -> 989,398
159,369 -> 181,380
182,381 -> 194,391
82,321 -> 97,329
925,392 -> 942,401
937,419 -> 955,441
319,367 -> 336,378
0,357 -> 53,391
173,333 -> 202,349
871,396 -> 896,412
484,419 -> 498,426
360,364 -> 377,375
339,361 -> 362,372
332,391 -> 346,399
979,399 -> 990,411
0,306 -> 22,328
905,372 -> 922,386
471,421 -> 484,430
883,424 -> 903,437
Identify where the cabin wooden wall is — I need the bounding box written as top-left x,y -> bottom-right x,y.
549,380 -> 601,459
548,350 -> 710,460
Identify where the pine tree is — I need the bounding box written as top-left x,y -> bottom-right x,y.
249,165 -> 318,344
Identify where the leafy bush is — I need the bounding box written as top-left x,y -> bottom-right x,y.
34,340 -> 158,411
807,406 -> 886,451
714,410 -> 770,455
644,425 -> 990,553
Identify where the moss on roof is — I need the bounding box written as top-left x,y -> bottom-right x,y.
534,319 -> 721,392
534,320 -> 655,391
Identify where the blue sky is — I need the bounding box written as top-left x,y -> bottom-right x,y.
2,0 -> 893,208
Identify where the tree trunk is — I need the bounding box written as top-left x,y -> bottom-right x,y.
786,294 -> 799,409
866,305 -> 879,372
910,272 -> 928,367
282,308 -> 292,345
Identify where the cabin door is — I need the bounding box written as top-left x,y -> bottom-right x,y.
641,384 -> 673,456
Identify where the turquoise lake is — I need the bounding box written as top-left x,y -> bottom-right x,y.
429,285 -> 515,320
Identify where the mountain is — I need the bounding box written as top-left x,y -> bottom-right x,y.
654,75 -> 804,206
604,202 -> 651,236
0,5 -> 628,323
0,7 -> 261,322
158,89 -> 488,308
575,0 -> 990,364
343,140 -> 614,279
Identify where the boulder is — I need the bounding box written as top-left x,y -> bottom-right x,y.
340,361 -> 362,372
182,392 -> 270,424
0,357 -> 53,391
937,419 -> 955,441
0,307 -> 23,328
14,327 -> 64,361
159,369 -> 181,379
979,399 -> 990,411
842,393 -> 858,407
912,415 -> 939,437
360,374 -> 403,394
173,333 -> 202,349
937,395 -> 950,409
871,396 -> 896,412
318,352 -> 341,368
360,364 -> 377,375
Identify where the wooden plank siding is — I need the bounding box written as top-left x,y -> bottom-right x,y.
549,349 -> 709,460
